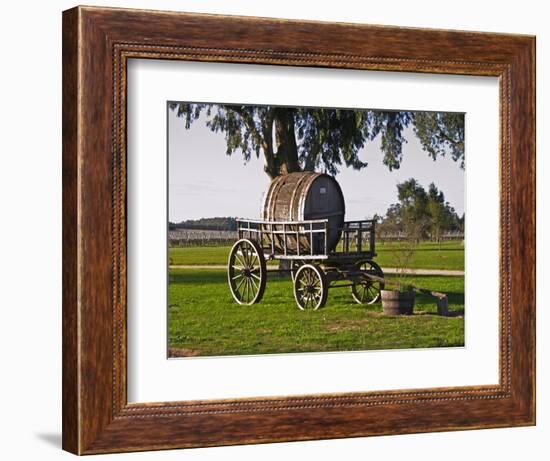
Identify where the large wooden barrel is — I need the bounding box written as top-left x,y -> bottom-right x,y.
261,172 -> 345,254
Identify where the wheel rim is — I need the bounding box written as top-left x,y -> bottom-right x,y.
351,261 -> 384,305
294,265 -> 326,310
228,239 -> 265,305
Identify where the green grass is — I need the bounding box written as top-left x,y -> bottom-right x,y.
169,245 -> 234,266
169,240 -> 464,271
168,268 -> 464,357
376,241 -> 464,270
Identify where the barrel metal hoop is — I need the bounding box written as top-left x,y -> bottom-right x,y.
290,171 -> 318,221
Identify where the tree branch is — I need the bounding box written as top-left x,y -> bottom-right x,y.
230,107 -> 264,153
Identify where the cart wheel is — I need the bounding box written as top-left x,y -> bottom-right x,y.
293,264 -> 328,310
351,260 -> 384,305
227,239 -> 267,305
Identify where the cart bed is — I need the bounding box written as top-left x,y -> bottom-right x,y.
236,218 -> 377,261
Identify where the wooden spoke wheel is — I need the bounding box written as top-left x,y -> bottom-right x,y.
290,260 -> 304,282
227,239 -> 266,305
293,264 -> 328,310
351,260 -> 384,305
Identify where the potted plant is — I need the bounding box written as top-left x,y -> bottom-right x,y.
380,231 -> 418,316
381,283 -> 415,315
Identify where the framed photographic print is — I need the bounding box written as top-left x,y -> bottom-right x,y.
62,6 -> 535,455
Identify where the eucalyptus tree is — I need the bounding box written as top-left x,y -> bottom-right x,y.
169,103 -> 464,178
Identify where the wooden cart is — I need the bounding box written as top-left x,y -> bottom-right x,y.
227,218 -> 385,310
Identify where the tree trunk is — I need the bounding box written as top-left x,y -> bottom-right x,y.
273,108 -> 301,176
272,109 -> 301,271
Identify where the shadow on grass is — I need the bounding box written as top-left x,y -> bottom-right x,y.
414,290 -> 464,317
378,247 -> 464,253
169,271 -> 226,285
169,270 -> 294,285
169,270 -> 465,316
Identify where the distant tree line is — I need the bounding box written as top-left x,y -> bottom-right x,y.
169,180 -> 462,243
376,179 -> 464,243
169,216 -> 238,231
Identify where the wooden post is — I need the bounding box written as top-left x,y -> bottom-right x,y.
436,296 -> 449,317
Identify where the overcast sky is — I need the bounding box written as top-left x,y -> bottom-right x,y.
168,107 -> 464,223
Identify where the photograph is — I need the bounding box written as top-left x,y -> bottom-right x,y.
51,3 -> 536,456
167,102 -> 466,358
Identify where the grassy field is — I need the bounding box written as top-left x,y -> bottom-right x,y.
169,240 -> 464,270
168,269 -> 464,357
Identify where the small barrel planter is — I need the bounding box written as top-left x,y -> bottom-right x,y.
380,290 -> 415,315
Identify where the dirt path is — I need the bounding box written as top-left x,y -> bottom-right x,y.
169,265 -> 464,276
